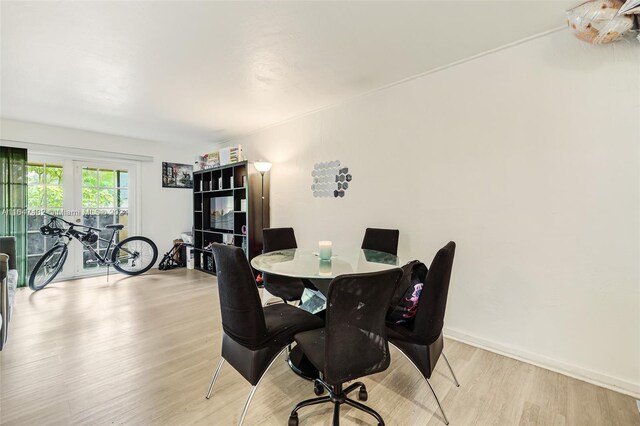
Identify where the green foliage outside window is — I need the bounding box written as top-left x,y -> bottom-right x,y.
82,188 -> 98,208
26,164 -> 63,210
27,165 -> 44,184
82,168 -> 98,187
47,186 -> 63,208
26,165 -> 128,210
99,170 -> 115,187
27,186 -> 44,209
99,189 -> 116,208
46,167 -> 63,185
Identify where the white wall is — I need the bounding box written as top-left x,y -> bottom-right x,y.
223,31 -> 640,396
0,118 -> 209,257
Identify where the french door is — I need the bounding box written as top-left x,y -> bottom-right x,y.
26,155 -> 138,279
74,161 -> 135,275
26,160 -> 70,280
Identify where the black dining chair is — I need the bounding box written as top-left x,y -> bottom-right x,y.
361,228 -> 400,256
205,244 -> 324,425
262,227 -> 306,303
288,268 -> 404,426
386,241 -> 458,425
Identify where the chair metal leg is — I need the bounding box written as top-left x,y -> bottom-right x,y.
426,379 -> 449,426
345,398 -> 385,426
238,347 -> 287,426
291,395 -> 332,413
205,358 -> 225,399
442,353 -> 460,387
389,343 -> 450,425
332,402 -> 341,426
238,385 -> 258,426
343,381 -> 364,395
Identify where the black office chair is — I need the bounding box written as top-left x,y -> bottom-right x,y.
361,228 -> 400,256
386,241 -> 458,425
205,244 -> 324,425
288,268 -> 404,426
262,227 -> 306,303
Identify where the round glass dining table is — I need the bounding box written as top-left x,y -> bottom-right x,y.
251,247 -> 401,380
251,248 -> 400,281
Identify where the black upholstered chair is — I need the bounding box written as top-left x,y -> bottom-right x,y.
386,241 -> 458,425
262,227 -> 306,303
288,268 -> 404,426
361,228 -> 400,256
205,244 -> 324,425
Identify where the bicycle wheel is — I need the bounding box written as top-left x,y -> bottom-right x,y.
111,236 -> 158,275
29,244 -> 68,291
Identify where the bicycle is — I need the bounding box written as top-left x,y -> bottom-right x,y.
29,213 -> 158,291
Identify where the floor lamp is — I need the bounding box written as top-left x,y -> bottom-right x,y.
253,161 -> 271,288
253,161 -> 272,250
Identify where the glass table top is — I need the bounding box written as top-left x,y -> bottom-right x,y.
251,248 -> 400,280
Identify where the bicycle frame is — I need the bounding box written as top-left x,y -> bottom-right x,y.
70,227 -> 120,266
44,214 -> 137,268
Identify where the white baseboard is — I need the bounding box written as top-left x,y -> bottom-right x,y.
443,326 -> 640,399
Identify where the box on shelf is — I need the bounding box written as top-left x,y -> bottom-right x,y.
204,151 -> 220,168
186,246 -> 194,269
194,156 -> 207,172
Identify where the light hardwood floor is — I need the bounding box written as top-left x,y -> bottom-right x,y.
1,269 -> 637,425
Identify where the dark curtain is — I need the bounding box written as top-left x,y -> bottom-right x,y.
0,146 -> 28,287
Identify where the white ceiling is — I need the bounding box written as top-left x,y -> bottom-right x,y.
1,1 -> 572,145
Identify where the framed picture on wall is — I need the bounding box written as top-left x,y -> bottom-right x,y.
162,162 -> 194,189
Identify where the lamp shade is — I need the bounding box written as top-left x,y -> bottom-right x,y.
254,161 -> 272,173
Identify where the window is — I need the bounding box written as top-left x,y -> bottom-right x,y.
26,162 -> 64,275
81,167 -> 129,271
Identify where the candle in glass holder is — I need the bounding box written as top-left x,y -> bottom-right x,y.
319,259 -> 332,277
319,241 -> 332,260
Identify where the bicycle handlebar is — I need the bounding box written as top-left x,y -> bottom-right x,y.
43,212 -> 102,232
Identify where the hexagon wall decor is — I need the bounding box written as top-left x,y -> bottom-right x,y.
311,160 -> 353,198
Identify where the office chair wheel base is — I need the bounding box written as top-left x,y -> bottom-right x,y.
358,386 -> 368,401
288,414 -> 299,426
313,380 -> 325,396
